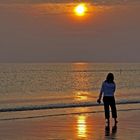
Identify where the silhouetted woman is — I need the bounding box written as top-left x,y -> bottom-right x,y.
97,73 -> 118,125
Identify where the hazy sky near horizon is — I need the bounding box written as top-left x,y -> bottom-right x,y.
0,0 -> 140,62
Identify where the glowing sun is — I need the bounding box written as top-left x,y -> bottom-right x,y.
74,4 -> 87,16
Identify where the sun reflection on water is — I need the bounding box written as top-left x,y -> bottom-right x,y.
75,91 -> 88,101
72,63 -> 91,102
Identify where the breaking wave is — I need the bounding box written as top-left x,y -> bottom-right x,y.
0,100 -> 140,113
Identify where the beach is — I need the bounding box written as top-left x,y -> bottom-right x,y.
0,63 -> 139,139
0,105 -> 140,140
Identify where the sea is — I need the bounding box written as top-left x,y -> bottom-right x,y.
0,63 -> 140,120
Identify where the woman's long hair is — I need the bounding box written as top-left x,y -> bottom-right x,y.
106,73 -> 114,83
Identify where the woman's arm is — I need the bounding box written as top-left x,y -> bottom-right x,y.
97,82 -> 104,104
97,91 -> 102,104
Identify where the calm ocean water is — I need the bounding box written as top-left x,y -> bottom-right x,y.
0,63 -> 139,117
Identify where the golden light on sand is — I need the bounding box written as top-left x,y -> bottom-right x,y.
74,4 -> 87,16
77,115 -> 87,138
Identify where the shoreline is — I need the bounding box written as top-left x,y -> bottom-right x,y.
0,108 -> 139,140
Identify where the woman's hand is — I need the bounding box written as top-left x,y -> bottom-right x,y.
97,98 -> 101,104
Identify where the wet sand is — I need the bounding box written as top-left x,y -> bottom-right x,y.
0,109 -> 139,140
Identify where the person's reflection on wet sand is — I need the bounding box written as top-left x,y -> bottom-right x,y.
105,123 -> 117,138
105,123 -> 110,136
111,125 -> 117,138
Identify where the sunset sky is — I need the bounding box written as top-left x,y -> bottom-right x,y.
0,0 -> 140,62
